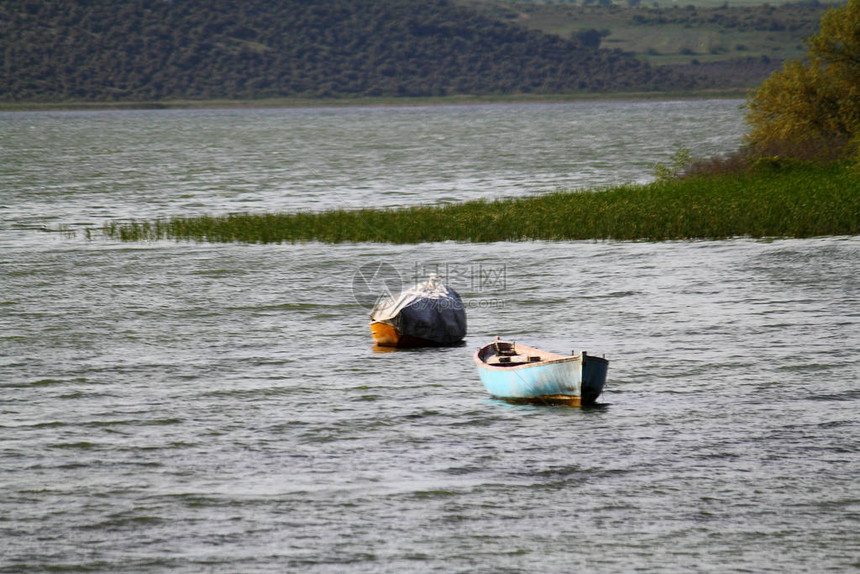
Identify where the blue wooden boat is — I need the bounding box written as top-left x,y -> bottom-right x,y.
474,338 -> 608,406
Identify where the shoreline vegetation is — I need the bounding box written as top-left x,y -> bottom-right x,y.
36,0 -> 860,246
101,161 -> 859,244
0,90 -> 751,112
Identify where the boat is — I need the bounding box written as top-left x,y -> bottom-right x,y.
369,275 -> 467,347
474,337 -> 609,406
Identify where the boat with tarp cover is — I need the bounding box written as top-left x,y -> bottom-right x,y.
370,275 -> 467,347
474,337 -> 608,406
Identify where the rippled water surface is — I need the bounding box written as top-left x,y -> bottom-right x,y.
1,101 -> 858,573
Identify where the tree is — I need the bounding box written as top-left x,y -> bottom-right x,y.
573,29 -> 603,49
745,0 -> 860,156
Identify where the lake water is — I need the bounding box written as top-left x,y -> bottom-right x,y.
1,101 -> 858,573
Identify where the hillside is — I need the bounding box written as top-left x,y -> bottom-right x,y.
0,0 -> 702,103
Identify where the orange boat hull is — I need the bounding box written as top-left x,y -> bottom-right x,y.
370,322 -> 439,348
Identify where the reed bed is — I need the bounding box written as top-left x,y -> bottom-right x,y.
103,161 -> 860,244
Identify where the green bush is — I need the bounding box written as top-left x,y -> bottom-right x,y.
745,0 -> 860,159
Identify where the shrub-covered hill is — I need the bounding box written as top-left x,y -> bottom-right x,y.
0,0 -> 696,102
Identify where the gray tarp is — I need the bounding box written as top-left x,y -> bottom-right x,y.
370,276 -> 467,345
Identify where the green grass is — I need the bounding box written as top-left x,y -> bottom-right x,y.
102,161 -> 860,244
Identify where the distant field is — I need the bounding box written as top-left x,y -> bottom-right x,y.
458,0 -> 834,66
482,0 -> 842,7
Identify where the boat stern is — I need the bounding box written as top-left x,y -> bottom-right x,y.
580,352 -> 609,405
